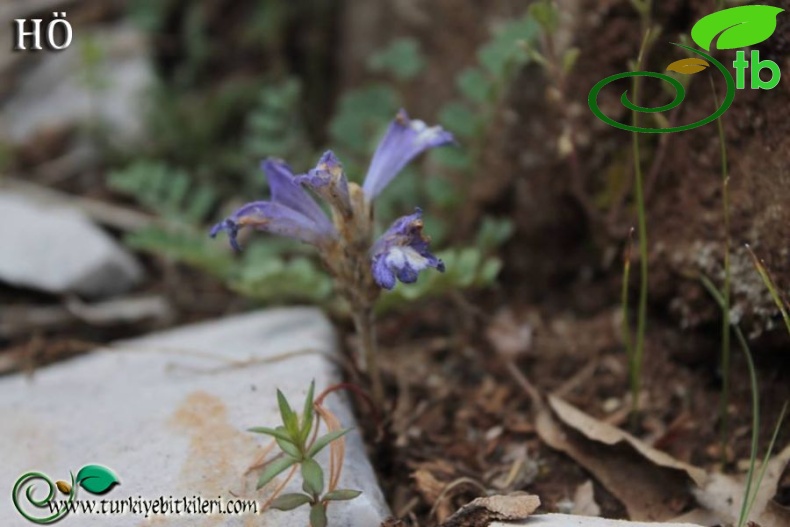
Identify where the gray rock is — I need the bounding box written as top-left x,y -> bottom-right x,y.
0,308 -> 389,527
0,23 -> 153,147
494,515 -> 702,527
0,192 -> 143,297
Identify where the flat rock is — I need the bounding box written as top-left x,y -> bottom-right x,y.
0,192 -> 143,297
495,515 -> 703,527
0,308 -> 389,527
0,23 -> 154,147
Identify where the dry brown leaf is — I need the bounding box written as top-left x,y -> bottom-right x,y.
535,394 -> 706,521
412,467 -> 455,523
549,396 -> 707,487
572,480 -> 601,517
688,444 -> 790,526
439,493 -> 540,527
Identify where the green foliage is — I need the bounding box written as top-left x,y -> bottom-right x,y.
434,12 -> 540,173
329,85 -> 398,172
230,244 -> 334,305
244,79 -> 308,167
250,382 -> 360,520
528,0 -> 560,34
109,161 -> 218,224
367,38 -> 426,81
127,227 -> 233,277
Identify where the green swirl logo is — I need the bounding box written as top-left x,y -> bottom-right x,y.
12,465 -> 120,524
588,5 -> 784,134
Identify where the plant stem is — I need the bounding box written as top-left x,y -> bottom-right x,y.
745,244 -> 790,336
711,76 -> 732,455
630,29 -> 652,416
621,227 -> 635,372
733,322 -> 758,527
352,306 -> 384,408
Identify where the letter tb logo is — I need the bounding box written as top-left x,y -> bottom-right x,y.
733,50 -> 781,90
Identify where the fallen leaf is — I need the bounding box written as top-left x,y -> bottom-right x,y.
666,57 -> 710,74
572,480 -> 601,517
689,444 -> 790,526
535,394 -> 706,521
439,493 -> 540,527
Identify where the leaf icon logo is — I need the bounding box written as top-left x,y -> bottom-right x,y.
691,5 -> 785,51
666,57 -> 710,75
75,465 -> 121,494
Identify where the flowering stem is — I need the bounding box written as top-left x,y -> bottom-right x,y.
352,306 -> 384,408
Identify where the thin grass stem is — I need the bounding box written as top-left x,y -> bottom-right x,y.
711,76 -> 732,455
621,227 -> 635,375
745,244 -> 790,336
630,28 -> 653,416
744,401 -> 788,522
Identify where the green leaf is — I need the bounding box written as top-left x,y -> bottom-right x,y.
430,147 -> 472,171
475,217 -> 515,253
562,47 -> 580,74
691,5 -> 784,51
528,0 -> 560,33
277,390 -> 300,440
310,503 -> 328,527
248,426 -> 295,444
257,456 -> 298,490
276,436 -> 303,459
329,85 -> 397,156
457,68 -> 491,104
367,38 -> 426,81
270,493 -> 313,511
301,458 -> 325,497
75,465 -> 120,495
307,428 -> 352,458
439,101 -> 478,139
323,489 -> 362,501
301,381 -> 316,445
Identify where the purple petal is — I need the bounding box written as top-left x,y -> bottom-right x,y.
263,159 -> 334,233
294,151 -> 351,215
372,255 -> 397,290
362,110 -> 455,199
370,208 -> 444,289
210,200 -> 334,249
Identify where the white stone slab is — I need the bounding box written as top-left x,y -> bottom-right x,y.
0,308 -> 389,526
0,192 -> 143,297
495,514 -> 703,527
0,24 -> 153,147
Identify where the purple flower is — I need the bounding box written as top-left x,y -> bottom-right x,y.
370,209 -> 445,290
210,159 -> 336,250
362,109 -> 455,200
294,151 -> 351,216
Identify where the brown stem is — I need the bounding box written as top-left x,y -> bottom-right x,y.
352,306 -> 384,408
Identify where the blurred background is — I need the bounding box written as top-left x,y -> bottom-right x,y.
1,0 -> 789,520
